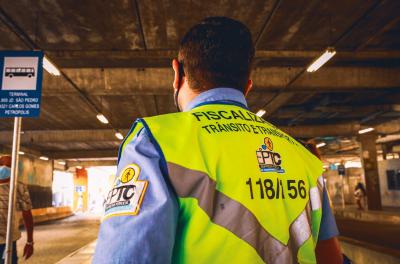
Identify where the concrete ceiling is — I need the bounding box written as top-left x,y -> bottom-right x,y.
0,0 -> 400,161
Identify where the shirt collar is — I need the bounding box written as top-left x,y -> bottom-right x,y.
184,87 -> 248,111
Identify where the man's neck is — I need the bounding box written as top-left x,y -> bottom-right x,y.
180,87 -> 200,111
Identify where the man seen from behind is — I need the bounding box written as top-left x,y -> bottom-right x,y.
94,17 -> 343,264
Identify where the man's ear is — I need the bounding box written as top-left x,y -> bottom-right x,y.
172,59 -> 180,91
244,79 -> 253,96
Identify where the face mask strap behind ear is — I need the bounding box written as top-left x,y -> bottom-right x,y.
174,61 -> 185,112
174,88 -> 181,112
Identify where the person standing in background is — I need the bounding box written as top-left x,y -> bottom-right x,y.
0,155 -> 34,263
354,182 -> 367,210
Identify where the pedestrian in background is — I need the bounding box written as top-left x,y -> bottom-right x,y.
354,182 -> 366,210
0,155 -> 34,263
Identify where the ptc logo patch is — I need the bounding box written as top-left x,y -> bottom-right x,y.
103,164 -> 148,219
256,137 -> 285,173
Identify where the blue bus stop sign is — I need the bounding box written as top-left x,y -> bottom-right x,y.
0,51 -> 44,117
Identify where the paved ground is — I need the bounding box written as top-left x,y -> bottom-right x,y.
12,211 -> 400,263
340,239 -> 400,264
57,240 -> 96,264
337,218 -> 400,252
16,214 -> 100,264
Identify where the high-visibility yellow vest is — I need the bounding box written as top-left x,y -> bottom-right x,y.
121,103 -> 324,264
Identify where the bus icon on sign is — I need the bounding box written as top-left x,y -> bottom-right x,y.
5,67 -> 35,78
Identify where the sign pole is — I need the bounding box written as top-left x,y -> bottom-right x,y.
1,50 -> 43,262
4,117 -> 22,264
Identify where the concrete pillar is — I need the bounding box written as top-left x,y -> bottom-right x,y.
381,144 -> 388,160
358,132 -> 382,210
73,167 -> 88,212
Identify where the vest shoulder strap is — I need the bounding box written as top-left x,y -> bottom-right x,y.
117,119 -> 144,164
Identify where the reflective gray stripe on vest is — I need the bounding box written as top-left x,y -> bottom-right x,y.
168,162 -> 316,264
310,176 -> 325,211
309,187 -> 321,211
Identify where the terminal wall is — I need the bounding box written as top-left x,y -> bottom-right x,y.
324,168 -> 364,205
325,160 -> 400,208
378,159 -> 400,207
18,156 -> 53,208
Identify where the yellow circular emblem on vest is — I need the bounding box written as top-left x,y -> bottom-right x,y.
120,167 -> 135,183
264,137 -> 273,151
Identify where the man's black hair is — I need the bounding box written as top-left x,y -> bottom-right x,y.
178,16 -> 255,92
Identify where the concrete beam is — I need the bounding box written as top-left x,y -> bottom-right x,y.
0,129 -> 128,144
0,125 -> 359,145
280,123 -> 362,138
293,67 -> 400,89
0,144 -> 43,157
1,126 -> 357,145
41,67 -> 400,97
282,119 -> 400,138
312,104 -> 400,113
47,150 -> 118,159
0,118 -> 397,151
320,153 -> 360,159
66,159 -> 117,168
277,105 -> 400,118
376,134 -> 400,144
261,66 -> 400,116
263,94 -> 294,117
376,119 -> 400,135
45,50 -> 400,68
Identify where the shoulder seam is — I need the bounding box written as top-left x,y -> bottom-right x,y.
117,120 -> 144,164
139,118 -> 178,200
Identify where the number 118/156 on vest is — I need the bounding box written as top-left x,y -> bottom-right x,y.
245,178 -> 307,200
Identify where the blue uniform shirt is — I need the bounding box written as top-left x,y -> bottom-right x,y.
93,88 -> 339,264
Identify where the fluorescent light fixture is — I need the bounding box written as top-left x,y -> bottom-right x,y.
58,161 -> 66,165
39,156 -> 49,161
96,114 -> 109,124
18,151 -> 25,155
358,127 -> 374,134
316,142 -> 326,148
334,162 -> 341,166
76,166 -> 82,169
115,132 -> 124,140
344,161 -> 362,168
43,56 -> 61,76
306,47 -> 336,73
256,109 -> 266,117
